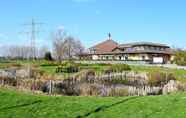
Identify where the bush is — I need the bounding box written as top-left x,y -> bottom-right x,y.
95,63 -> 111,66
74,69 -> 96,82
65,64 -> 79,73
177,82 -> 186,91
56,61 -> 79,73
174,50 -> 186,66
148,71 -> 176,86
44,52 -> 53,61
104,64 -> 131,73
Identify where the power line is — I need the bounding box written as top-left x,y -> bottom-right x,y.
22,18 -> 44,59
20,19 -> 45,87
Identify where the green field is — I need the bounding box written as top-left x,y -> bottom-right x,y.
0,88 -> 186,118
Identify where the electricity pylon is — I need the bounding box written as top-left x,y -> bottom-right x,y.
20,19 -> 44,83
22,18 -> 44,59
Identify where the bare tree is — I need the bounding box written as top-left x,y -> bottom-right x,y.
52,29 -> 66,62
52,29 -> 84,61
37,46 -> 49,59
2,45 -> 37,59
62,36 -> 84,60
74,39 -> 85,55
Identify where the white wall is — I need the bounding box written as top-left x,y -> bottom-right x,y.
153,57 -> 163,63
92,55 -> 99,60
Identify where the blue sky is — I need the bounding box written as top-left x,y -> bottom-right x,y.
0,0 -> 186,49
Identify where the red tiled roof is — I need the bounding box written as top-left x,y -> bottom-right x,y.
86,40 -> 173,55
119,42 -> 169,48
90,39 -> 118,53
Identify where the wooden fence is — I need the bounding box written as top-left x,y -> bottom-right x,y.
0,71 -> 175,96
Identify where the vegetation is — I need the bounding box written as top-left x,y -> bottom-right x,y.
44,52 -> 53,61
1,60 -> 186,117
52,30 -> 84,62
131,65 -> 186,81
1,88 -> 186,118
174,50 -> 186,66
56,62 -> 79,73
104,64 -> 131,73
0,60 -> 186,81
148,71 -> 175,86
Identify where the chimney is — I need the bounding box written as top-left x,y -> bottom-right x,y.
108,33 -> 111,40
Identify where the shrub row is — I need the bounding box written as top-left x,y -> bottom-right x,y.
104,64 -> 131,73
56,61 -> 79,73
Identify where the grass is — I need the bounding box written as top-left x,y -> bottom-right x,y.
1,60 -> 186,80
1,88 -> 186,118
39,65 -> 57,74
0,88 -> 123,118
131,65 -> 186,80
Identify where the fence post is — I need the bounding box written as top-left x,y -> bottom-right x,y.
49,80 -> 53,95
166,72 -> 168,83
1,78 -> 4,86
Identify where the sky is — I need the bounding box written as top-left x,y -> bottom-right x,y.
0,0 -> 186,50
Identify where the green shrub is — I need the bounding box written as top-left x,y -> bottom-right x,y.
56,61 -> 79,73
95,63 -> 111,66
174,50 -> 186,66
65,63 -> 79,73
44,52 -> 53,61
104,64 -> 131,73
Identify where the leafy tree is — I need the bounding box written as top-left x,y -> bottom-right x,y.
174,50 -> 186,65
44,52 -> 53,61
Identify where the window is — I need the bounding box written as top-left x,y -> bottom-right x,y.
150,46 -> 155,50
124,55 -> 128,60
142,55 -> 145,60
154,47 -> 159,51
119,56 -> 122,60
141,46 -> 145,50
127,48 -> 134,51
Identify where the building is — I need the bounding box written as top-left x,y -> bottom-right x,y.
80,35 -> 174,64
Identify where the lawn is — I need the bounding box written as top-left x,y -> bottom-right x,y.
1,60 -> 186,80
0,88 -> 186,118
131,65 -> 186,80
